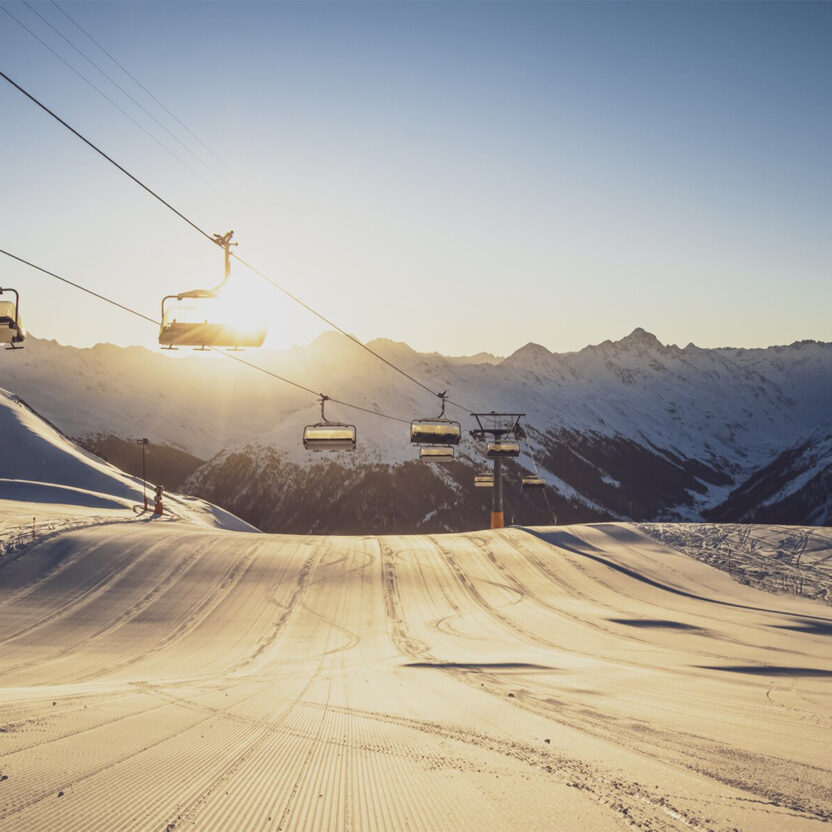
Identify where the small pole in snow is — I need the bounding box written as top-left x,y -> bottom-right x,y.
33,516 -> 35,541
136,438 -> 149,510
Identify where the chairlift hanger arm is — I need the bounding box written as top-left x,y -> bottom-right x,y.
318,394 -> 330,424
210,230 -> 237,291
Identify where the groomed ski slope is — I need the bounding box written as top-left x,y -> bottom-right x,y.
1,522 -> 831,831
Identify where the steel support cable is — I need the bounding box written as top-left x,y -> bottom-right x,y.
523,434 -> 555,517
21,0 -> 229,186
0,248 -> 409,425
1,7 -> 222,196
541,483 -> 554,518
523,435 -> 541,476
215,349 -> 408,423
0,248 -> 157,325
231,252 -> 475,414
0,70 -> 476,415
49,0 -> 248,188
0,69 -> 217,245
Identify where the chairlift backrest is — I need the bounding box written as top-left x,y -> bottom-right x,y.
410,419 -> 461,446
486,440 -> 520,458
159,291 -> 266,349
474,474 -> 494,487
303,424 -> 357,451
410,393 -> 461,446
521,475 -> 546,489
420,446 -> 454,462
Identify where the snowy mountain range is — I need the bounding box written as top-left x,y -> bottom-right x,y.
1,328 -> 830,532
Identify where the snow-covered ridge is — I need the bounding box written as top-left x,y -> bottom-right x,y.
3,329 -> 831,529
0,388 -> 258,534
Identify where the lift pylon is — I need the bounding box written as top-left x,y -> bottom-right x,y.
470,412 -> 524,529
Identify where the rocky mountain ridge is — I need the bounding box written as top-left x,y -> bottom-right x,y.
2,328 -> 830,532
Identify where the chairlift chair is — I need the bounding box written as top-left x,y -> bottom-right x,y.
419,446 -> 454,463
0,288 -> 24,348
158,289 -> 267,349
157,231 -> 267,350
519,436 -> 547,489
486,440 -> 520,458
303,396 -> 357,451
410,393 -> 461,446
474,473 -> 494,488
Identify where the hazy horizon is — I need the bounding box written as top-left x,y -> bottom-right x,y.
19,321 -> 832,360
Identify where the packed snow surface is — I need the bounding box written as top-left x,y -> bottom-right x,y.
2,366 -> 831,828
1,520 -> 830,830
641,523 -> 832,605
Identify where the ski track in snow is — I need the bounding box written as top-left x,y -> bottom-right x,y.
0,520 -> 831,831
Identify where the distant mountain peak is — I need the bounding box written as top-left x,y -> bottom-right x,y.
617,327 -> 662,348
501,341 -> 556,370
512,342 -> 552,358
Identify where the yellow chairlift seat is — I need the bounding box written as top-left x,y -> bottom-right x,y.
0,291 -> 24,347
486,440 -> 520,458
521,475 -> 546,489
159,290 -> 266,349
420,446 -> 454,463
410,419 -> 461,446
303,424 -> 357,451
474,473 -> 494,487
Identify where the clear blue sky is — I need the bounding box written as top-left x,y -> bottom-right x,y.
1,1 -> 830,355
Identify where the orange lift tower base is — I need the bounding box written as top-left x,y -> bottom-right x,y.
491,457 -> 505,528
470,412 -> 524,530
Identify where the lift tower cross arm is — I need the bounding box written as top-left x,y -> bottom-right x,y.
469,412 -> 524,529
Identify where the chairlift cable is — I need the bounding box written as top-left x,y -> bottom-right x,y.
21,0 -> 230,187
49,0 -> 249,188
0,248 -> 409,425
231,253 -> 475,413
0,70 -> 477,415
0,248 -> 158,325
1,9 -> 222,197
523,435 -> 541,477
328,398 -> 409,425
522,433 -> 555,516
0,69 -> 217,245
